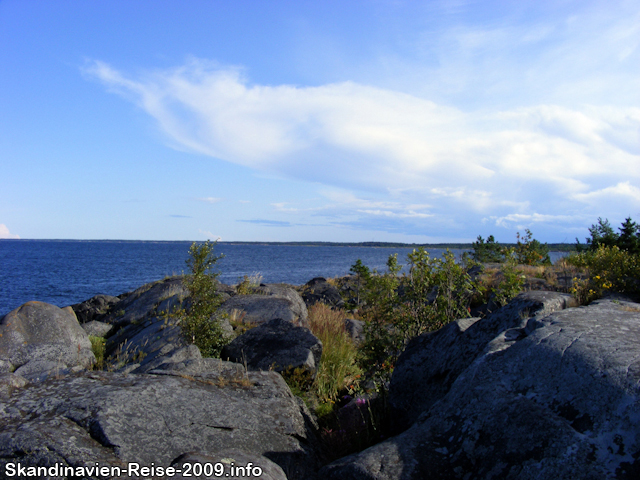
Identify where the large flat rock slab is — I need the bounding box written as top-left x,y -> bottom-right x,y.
389,291 -> 578,431
0,368 -> 320,479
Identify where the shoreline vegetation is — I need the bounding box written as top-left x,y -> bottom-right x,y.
0,237 -> 578,252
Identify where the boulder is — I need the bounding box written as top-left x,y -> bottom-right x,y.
302,277 -> 345,309
0,373 -> 28,398
100,276 -> 189,329
344,318 -> 365,345
320,296 -> 640,479
389,290 -> 578,431
0,368 -> 320,479
221,318 -> 322,376
82,319 -> 113,337
220,284 -> 309,327
70,294 -> 119,323
104,312 -> 234,374
0,301 -> 95,380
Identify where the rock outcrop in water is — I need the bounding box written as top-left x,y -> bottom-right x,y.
1,276 -> 640,479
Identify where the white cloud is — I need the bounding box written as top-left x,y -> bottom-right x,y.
493,213 -> 580,229
85,60 -> 638,196
0,224 -> 20,239
198,197 -> 222,204
572,181 -> 640,206
198,229 -> 222,240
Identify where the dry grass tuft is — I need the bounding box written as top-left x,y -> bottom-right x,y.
308,303 -> 361,403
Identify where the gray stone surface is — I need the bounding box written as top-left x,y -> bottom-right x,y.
389,290 -> 578,431
0,368 -> 320,479
222,318 -> 322,376
0,301 -> 95,379
220,284 -> 309,327
321,296 -> 640,479
344,318 -> 365,345
302,277 -> 345,309
70,294 -> 120,323
100,276 -> 189,329
0,372 -> 28,398
82,319 -> 113,337
104,310 -> 235,374
172,450 -> 288,480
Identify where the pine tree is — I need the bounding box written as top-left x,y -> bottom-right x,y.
583,218 -> 619,251
618,217 -> 640,254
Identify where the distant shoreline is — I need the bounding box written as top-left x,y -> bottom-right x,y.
0,238 -> 578,252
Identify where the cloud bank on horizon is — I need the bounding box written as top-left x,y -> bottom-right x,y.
1,0 -> 638,242
0,225 -> 20,240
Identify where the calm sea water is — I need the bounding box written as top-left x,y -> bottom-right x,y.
0,240 -> 567,316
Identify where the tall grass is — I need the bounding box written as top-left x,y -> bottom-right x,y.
89,335 -> 105,370
308,303 -> 361,403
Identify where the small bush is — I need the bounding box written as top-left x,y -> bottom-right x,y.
89,335 -> 105,370
515,229 -> 551,266
492,249 -> 526,307
567,245 -> 640,303
354,249 -> 476,388
168,241 -> 229,358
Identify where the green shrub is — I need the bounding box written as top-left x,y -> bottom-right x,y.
515,229 -> 551,266
355,249 -> 476,388
171,241 -> 228,358
347,259 -> 373,310
567,245 -> 640,303
89,335 -> 106,370
356,254 -> 403,388
492,248 -> 526,307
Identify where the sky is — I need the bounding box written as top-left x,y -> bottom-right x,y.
1,0 -> 638,243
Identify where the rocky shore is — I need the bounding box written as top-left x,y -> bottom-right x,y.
1,274 -> 639,479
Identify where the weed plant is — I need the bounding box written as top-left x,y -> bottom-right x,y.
236,272 -> 263,295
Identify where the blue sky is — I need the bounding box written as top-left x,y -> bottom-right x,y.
1,0 -> 638,243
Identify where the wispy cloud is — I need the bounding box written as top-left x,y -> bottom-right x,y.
169,214 -> 192,218
239,219 -> 293,227
85,61 -> 637,193
198,229 -> 221,240
198,197 -> 223,204
0,224 -> 20,239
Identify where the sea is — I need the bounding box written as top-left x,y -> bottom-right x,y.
0,240 -> 569,317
